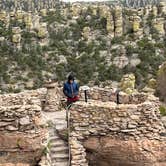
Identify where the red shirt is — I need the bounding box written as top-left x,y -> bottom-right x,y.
67,96 -> 79,102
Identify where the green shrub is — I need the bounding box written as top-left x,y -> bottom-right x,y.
111,36 -> 125,45
159,106 -> 166,116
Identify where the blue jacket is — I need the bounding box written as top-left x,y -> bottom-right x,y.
63,81 -> 79,98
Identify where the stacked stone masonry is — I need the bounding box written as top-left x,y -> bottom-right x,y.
79,86 -> 158,104
0,88 -> 48,165
70,89 -> 166,166
0,83 -> 165,166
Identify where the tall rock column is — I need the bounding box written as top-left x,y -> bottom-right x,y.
157,62 -> 166,102
15,10 -> 24,23
114,6 -> 123,37
71,3 -> 82,18
152,18 -> 165,35
132,14 -> 143,37
99,5 -> 114,38
12,27 -> 21,49
152,6 -> 158,16
0,10 -> 9,27
144,6 -> 150,17
37,22 -> 49,46
106,12 -> 114,38
159,1 -> 166,15
24,12 -> 33,30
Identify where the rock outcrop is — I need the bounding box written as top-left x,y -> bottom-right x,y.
84,137 -> 166,166
157,62 -> 166,102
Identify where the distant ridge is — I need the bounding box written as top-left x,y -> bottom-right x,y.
122,0 -> 161,8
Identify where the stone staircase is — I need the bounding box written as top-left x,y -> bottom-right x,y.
49,133 -> 69,166
45,111 -> 69,166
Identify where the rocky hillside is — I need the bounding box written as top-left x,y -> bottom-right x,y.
123,0 -> 161,8
0,1 -> 166,93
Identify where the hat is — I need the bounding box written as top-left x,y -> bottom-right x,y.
68,75 -> 74,81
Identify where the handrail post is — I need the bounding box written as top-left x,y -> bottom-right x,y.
116,89 -> 121,105
66,104 -> 72,166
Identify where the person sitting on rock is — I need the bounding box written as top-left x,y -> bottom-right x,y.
63,75 -> 79,106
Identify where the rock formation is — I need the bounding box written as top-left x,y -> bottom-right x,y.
124,0 -> 160,8
119,74 -> 136,94
157,62 -> 166,102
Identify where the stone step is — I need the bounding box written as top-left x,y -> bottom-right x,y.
55,121 -> 67,124
52,158 -> 69,163
54,120 -> 67,125
50,135 -> 66,141
52,161 -> 69,166
51,153 -> 69,159
55,125 -> 67,130
49,135 -> 61,141
51,141 -> 67,147
50,146 -> 68,153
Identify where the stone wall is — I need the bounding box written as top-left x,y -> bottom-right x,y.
0,83 -> 67,165
79,86 -> 157,104
70,96 -> 166,165
0,83 -> 165,166
0,88 -> 48,165
44,82 -> 62,112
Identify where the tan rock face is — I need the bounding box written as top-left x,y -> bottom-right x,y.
159,1 -> 166,15
82,27 -> 91,40
0,133 -> 44,165
24,13 -> 33,30
0,164 -> 30,166
157,62 -> 166,102
84,137 -> 166,166
114,6 -> 123,37
152,18 -> 165,35
37,23 -> 48,38
132,15 -> 141,32
71,3 -> 82,17
119,74 -> 136,94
